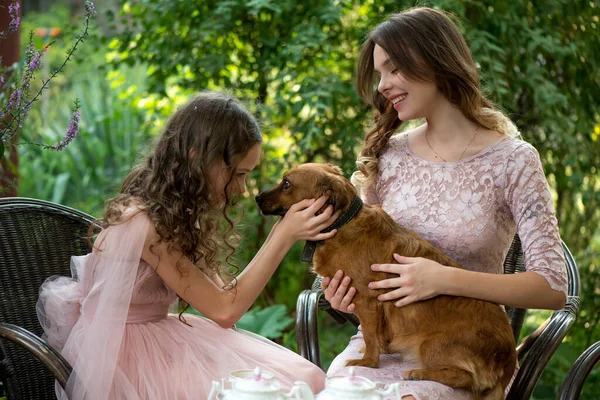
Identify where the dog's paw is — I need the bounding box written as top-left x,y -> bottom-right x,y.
403,370 -> 424,381
345,358 -> 379,368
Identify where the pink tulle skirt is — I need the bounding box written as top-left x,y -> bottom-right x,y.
62,313 -> 325,399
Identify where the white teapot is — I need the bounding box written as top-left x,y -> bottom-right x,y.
316,368 -> 402,400
208,367 -> 315,400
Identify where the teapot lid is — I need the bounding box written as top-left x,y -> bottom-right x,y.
231,367 -> 282,393
326,367 -> 376,392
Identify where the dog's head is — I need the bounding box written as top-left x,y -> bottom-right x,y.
255,163 -> 358,216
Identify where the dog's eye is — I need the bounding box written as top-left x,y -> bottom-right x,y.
282,179 -> 290,191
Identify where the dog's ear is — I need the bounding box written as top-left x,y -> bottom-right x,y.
325,163 -> 344,176
318,172 -> 356,213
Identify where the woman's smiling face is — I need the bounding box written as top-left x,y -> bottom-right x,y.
373,44 -> 440,121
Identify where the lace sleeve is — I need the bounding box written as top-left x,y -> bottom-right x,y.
504,143 -> 568,294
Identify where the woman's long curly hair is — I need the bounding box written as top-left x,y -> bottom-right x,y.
354,7 -> 518,191
96,91 -> 262,296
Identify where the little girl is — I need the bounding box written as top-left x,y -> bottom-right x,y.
37,92 -> 334,399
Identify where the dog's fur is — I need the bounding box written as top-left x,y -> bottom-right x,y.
256,163 -> 517,400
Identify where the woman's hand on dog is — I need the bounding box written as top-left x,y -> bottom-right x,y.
273,196 -> 341,245
369,253 -> 448,307
322,270 -> 356,313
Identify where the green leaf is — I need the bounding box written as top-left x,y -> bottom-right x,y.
183,304 -> 293,340
236,304 -> 294,339
51,173 -> 71,204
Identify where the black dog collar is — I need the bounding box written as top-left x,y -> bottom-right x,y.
301,195 -> 363,263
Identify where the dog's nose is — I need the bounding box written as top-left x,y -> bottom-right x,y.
255,193 -> 263,202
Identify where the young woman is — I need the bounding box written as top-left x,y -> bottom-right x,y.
322,7 -> 567,399
37,92 -> 335,399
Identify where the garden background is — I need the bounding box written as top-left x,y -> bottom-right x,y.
1,0 -> 599,398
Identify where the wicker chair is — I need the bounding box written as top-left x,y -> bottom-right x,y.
296,235 -> 581,400
557,340 -> 600,400
0,197 -> 98,400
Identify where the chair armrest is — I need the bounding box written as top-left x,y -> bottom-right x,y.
0,322 -> 72,389
296,289 -> 324,369
507,306 -> 577,399
516,317 -> 550,361
557,341 -> 600,400
296,277 -> 362,370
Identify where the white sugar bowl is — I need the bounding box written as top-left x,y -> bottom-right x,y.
208,367 -> 315,400
316,368 -> 401,400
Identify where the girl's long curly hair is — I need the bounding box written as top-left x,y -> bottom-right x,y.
355,7 -> 518,191
95,91 -> 262,299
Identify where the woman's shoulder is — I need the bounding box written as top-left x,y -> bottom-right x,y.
385,130 -> 411,154
498,136 -> 542,165
501,135 -> 538,152
473,135 -> 540,167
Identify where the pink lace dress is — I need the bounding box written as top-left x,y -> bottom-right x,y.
36,215 -> 325,400
327,133 -> 568,399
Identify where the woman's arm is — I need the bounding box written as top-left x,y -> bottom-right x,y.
444,267 -> 566,309
143,196 -> 339,329
370,254 -> 565,310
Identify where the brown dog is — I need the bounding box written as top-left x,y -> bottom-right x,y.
255,163 -> 516,400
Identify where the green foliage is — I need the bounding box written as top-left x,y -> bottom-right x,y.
18,2 -> 105,74
1,2 -> 96,156
236,304 -> 294,339
186,304 -> 293,340
108,0 -> 366,174
18,63 -> 154,215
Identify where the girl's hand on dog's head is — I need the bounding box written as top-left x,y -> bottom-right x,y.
322,270 -> 356,313
369,253 -> 448,307
277,196 -> 341,243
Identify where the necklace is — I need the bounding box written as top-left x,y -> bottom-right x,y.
425,126 -> 479,162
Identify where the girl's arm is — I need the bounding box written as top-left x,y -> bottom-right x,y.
143,196 -> 339,329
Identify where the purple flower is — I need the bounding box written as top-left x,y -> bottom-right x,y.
0,2 -> 20,40
8,16 -> 20,32
7,2 -> 20,34
85,2 -> 96,16
9,89 -> 22,109
8,2 -> 19,14
28,51 -> 43,70
51,109 -> 81,151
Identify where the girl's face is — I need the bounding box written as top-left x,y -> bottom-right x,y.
373,44 -> 440,121
208,144 -> 261,208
